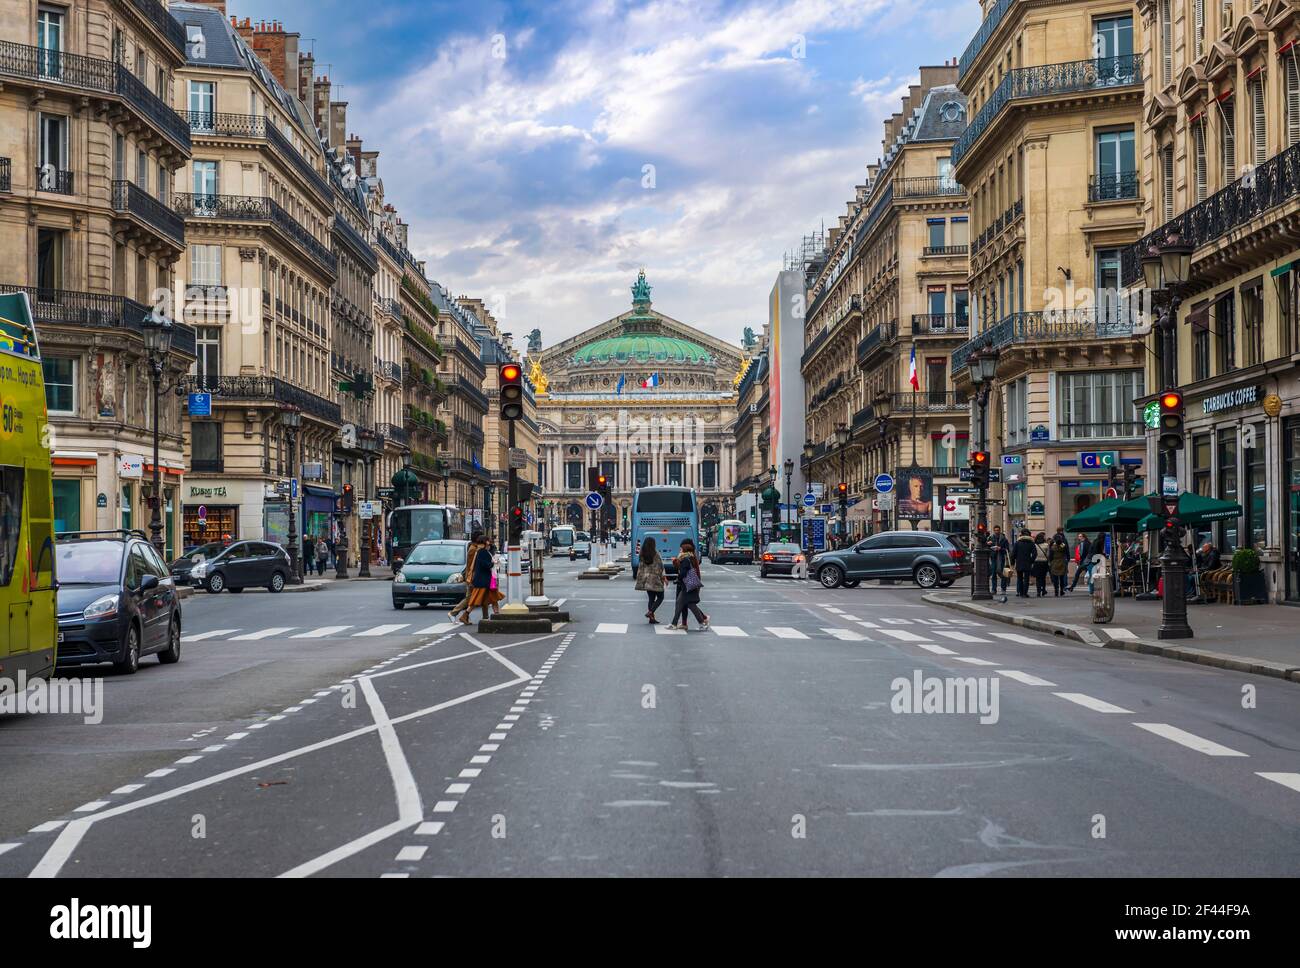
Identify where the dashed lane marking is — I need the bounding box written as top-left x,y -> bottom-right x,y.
292,626 -> 353,639
996,670 -> 1057,686
951,657 -> 998,666
1134,723 -> 1248,757
766,627 -> 809,639
1256,772 -> 1300,793
596,623 -> 628,634
990,632 -> 1052,646
229,627 -> 295,641
877,629 -> 929,642
353,624 -> 410,637
1053,693 -> 1133,714
181,629 -> 239,642
822,628 -> 867,641
711,626 -> 748,636
933,630 -> 990,643
913,642 -> 958,655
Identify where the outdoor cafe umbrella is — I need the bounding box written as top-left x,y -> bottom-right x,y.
1063,496 -> 1146,533
1135,491 -> 1243,532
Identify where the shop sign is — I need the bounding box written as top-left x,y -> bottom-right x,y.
1078,451 -> 1118,472
119,455 -> 143,479
188,484 -> 228,499
1201,383 -> 1261,415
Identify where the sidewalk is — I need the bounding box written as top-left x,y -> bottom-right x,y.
924,588 -> 1300,683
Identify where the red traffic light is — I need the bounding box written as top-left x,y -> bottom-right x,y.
837,482 -> 847,494
511,506 -> 523,518
971,451 -> 989,465
597,475 -> 607,487
501,363 -> 521,382
1160,391 -> 1182,411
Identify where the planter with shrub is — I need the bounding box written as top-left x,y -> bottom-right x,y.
1231,547 -> 1267,605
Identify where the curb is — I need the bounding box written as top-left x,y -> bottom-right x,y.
922,593 -> 1300,684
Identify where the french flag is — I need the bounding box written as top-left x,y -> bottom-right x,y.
908,345 -> 919,390
640,372 -> 660,389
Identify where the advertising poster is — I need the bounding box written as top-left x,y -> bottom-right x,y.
895,467 -> 934,521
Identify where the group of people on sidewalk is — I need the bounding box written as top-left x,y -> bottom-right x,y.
302,535 -> 333,576
985,526 -> 1098,599
634,536 -> 710,631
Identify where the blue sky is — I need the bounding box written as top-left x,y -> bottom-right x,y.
253,0 -> 981,348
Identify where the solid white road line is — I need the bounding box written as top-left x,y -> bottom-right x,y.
596,623 -> 628,634
292,626 -> 353,639
996,670 -> 1057,686
913,642 -> 958,655
766,627 -> 809,639
1256,772 -> 1300,793
877,629 -> 929,642
990,632 -> 1051,646
181,629 -> 239,642
1133,723 -> 1248,757
822,628 -> 866,641
952,657 -> 998,666
933,630 -> 990,643
1053,693 -> 1133,714
711,626 -> 747,636
353,624 -> 410,637
230,627 -> 295,641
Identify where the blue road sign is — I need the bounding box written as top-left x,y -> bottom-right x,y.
291,479 -> 298,500
188,392 -> 212,417
585,491 -> 604,510
803,492 -> 816,507
802,517 -> 826,552
874,473 -> 894,493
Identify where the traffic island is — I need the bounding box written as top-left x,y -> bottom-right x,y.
476,614 -> 561,634
578,569 -> 616,580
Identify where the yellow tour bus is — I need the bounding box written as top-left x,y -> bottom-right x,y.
0,291 -> 57,690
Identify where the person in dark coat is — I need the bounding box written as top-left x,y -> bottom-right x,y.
462,531 -> 503,624
1031,531 -> 1050,596
1048,531 -> 1070,596
668,539 -> 708,631
989,525 -> 1012,595
1012,529 -> 1038,598
1069,532 -> 1092,591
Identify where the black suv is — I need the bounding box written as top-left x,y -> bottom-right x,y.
811,531 -> 970,589
172,540 -> 291,594
55,530 -> 182,674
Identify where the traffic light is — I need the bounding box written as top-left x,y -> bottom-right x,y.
588,467 -> 601,492
1123,463 -> 1138,500
1158,390 -> 1185,451
509,504 -> 525,543
1107,462 -> 1118,490
837,482 -> 848,505
499,361 -> 524,421
969,450 -> 990,487
340,483 -> 355,513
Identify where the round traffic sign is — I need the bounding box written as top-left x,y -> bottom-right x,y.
585,491 -> 604,510
874,473 -> 894,494
802,492 -> 816,507
197,505 -> 207,520
1104,486 -> 1118,500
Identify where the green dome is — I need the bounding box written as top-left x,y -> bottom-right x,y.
573,334 -> 712,366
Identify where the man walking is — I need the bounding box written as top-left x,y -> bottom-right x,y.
1013,529 -> 1038,598
989,525 -> 1011,596
1069,532 -> 1092,591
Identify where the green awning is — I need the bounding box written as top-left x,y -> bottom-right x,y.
1136,491 -> 1244,531
1064,496 -> 1147,533
1271,260 -> 1296,278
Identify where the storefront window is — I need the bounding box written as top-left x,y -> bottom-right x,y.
52,478 -> 80,534
1245,422 -> 1266,549
1192,434 -> 1212,496
1217,428 -> 1238,552
121,483 -> 132,532
1008,484 -> 1024,516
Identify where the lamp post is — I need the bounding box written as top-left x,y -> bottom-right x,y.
802,440 -> 816,552
834,423 -> 850,543
281,408 -> 303,583
969,348 -> 999,602
400,450 -> 413,506
139,311 -> 174,556
782,457 -> 794,540
1141,235 -> 1195,639
357,432 -> 380,578
874,392 -> 893,532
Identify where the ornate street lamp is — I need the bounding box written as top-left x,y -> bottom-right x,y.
140,311 -> 174,556
833,423 -> 850,541
968,348 -> 1000,602
357,431 -> 381,578
782,457 -> 794,539
874,392 -> 893,532
280,407 -> 303,583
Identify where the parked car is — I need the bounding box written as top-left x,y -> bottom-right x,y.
55,530 -> 182,674
811,531 -> 969,589
169,540 -> 231,585
392,540 -> 469,609
759,541 -> 805,578
178,540 -> 292,594
570,532 -> 593,561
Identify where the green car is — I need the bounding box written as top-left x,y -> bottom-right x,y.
392,540 -> 470,609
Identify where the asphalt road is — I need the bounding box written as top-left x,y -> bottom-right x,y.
1,552 -> 1297,877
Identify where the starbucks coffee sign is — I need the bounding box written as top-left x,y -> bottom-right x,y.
1202,383 -> 1261,415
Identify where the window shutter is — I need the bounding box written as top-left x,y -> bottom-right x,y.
1194,0 -> 1204,59
1161,0 -> 1172,86
1287,58 -> 1300,148
1162,143 -> 1175,220
1194,124 -> 1208,203
1220,99 -> 1235,183
1252,78 -> 1267,165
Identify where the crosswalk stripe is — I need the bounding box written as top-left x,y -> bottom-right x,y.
853,621 -> 880,628
913,642 -> 958,655
1134,723 -> 1247,756
1053,692 -> 1133,714
877,629 -> 929,642
415,624 -> 459,635
952,656 -> 998,666
596,623 -> 628,634
880,617 -> 912,625
1256,772 -> 1300,793
353,624 -> 410,637
914,618 -> 950,626
292,626 -> 352,639
711,626 -> 747,637
822,628 -> 867,641
766,627 -> 808,639
654,625 -> 686,635
996,670 -> 1056,686
230,627 -> 295,640
990,632 -> 1050,645
949,619 -> 983,626
181,629 -> 239,642
933,630 -> 990,643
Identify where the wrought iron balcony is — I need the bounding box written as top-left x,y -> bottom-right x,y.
4,283 -> 195,357
375,232 -> 402,266
1089,170 -> 1138,202
894,176 -> 965,198
173,193 -> 335,278
452,375 -> 490,412
112,180 -> 185,246
952,54 -> 1142,168
186,110 -> 266,138
951,308 -> 1135,371
922,244 -> 968,257
851,404 -> 876,432
958,0 -> 1014,79
333,214 -> 377,273
377,423 -> 410,447
856,320 -> 897,367
123,0 -> 188,56
34,165 -> 73,195
1122,137 -> 1300,286
891,390 -> 970,413
377,296 -> 402,319
456,415 -> 485,443
179,375 -> 341,424
376,359 -> 402,383
911,313 -> 970,336
0,157 -> 9,192
264,122 -> 332,202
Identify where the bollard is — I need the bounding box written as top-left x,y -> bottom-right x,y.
1090,552 -> 1114,624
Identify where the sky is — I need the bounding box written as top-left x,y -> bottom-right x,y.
251,0 -> 981,349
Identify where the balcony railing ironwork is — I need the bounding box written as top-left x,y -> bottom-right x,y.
179,375 -> 341,424
922,244 -> 968,257
0,157 -> 9,192
172,193 -> 335,277
951,308 -> 1135,371
856,320 -> 897,366
264,121 -> 332,202
4,283 -> 195,357
952,54 -> 1142,167
891,390 -> 970,412
124,0 -> 188,56
958,0 -> 1014,79
894,176 -> 965,198
376,423 -> 410,447
34,165 -> 74,194
333,214 -> 377,273
452,375 -> 490,412
376,359 -> 402,383
1121,136 -> 1300,285
1089,170 -> 1139,202
112,180 -> 185,245
186,109 -> 265,138
911,313 -> 970,335
851,404 -> 876,432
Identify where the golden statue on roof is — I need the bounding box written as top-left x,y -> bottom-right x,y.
527,356 -> 549,396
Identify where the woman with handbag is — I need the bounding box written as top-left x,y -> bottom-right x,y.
634,537 -> 668,624
461,532 -> 503,625
1032,531 -> 1050,597
668,539 -> 709,631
